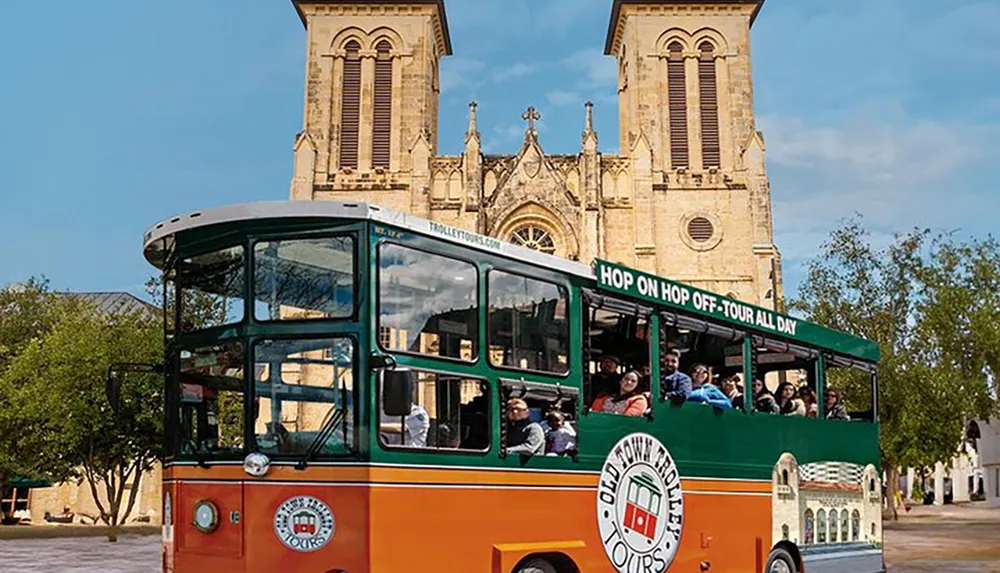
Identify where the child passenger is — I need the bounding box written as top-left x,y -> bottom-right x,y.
543,411 -> 577,455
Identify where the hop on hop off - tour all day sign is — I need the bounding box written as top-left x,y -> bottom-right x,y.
593,260 -> 879,362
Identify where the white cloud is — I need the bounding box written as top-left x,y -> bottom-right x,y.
492,63 -> 539,83
560,48 -> 617,89
546,90 -> 581,108
759,114 -> 985,183
483,122 -> 531,153
439,58 -> 487,93
763,110 -> 1000,295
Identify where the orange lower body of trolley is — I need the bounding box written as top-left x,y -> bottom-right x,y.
161,464 -> 774,573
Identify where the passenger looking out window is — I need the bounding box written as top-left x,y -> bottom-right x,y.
752,379 -> 779,414
825,388 -> 850,420
542,410 -> 577,455
721,375 -> 744,409
686,364 -> 732,409
591,371 -> 649,417
660,349 -> 692,403
505,398 -> 545,455
776,382 -> 806,416
592,355 -> 622,398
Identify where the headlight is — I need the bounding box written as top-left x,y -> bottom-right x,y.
243,452 -> 271,477
192,500 -> 219,533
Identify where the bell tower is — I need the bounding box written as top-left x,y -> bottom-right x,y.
605,0 -> 782,308
289,0 -> 451,213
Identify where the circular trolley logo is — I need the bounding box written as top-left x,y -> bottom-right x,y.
597,433 -> 684,573
274,496 -> 336,552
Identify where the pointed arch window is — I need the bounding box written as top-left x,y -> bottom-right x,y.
667,41 -> 688,169
339,40 -> 362,170
372,40 -> 393,169
698,41 -> 721,169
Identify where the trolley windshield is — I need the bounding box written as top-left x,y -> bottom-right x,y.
164,233 -> 359,462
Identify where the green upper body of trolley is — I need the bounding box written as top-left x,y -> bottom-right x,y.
144,201 -> 881,482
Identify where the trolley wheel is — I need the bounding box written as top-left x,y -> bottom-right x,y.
515,557 -> 558,573
765,547 -> 797,573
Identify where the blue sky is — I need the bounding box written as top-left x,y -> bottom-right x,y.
1,0 -> 997,302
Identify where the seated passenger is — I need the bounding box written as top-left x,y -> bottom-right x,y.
543,410 -> 577,455
661,349 -> 692,403
798,386 -> 819,418
436,423 -> 461,448
776,382 -> 806,416
751,379 -> 779,414
505,398 -> 545,455
404,402 -> 430,447
686,364 -> 732,409
721,375 -> 744,409
592,355 -> 622,397
825,388 -> 851,420
591,371 -> 649,416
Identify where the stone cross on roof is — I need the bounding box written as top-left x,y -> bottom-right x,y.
522,106 -> 541,136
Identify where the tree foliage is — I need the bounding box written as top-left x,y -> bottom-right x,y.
793,217 -> 998,517
0,278 -> 81,490
0,300 -> 162,540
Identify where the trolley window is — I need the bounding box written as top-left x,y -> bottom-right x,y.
253,236 -> 355,321
487,270 -> 569,375
253,337 -> 357,456
177,246 -> 246,331
177,340 -> 246,457
377,243 -> 478,362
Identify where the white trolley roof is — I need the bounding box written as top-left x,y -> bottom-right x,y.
142,200 -> 594,279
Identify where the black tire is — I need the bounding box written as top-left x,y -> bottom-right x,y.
765,548 -> 797,573
515,558 -> 558,573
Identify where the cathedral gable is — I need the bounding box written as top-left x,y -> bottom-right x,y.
485,132 -> 580,218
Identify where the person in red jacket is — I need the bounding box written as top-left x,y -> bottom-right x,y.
591,370 -> 649,417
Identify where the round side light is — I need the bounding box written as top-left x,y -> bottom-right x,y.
192,499 -> 219,533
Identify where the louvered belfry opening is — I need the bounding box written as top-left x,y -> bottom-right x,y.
339,40 -> 362,170
667,42 -> 689,169
372,40 -> 393,169
699,41 -> 721,169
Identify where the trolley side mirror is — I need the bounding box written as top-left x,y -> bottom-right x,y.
381,369 -> 414,417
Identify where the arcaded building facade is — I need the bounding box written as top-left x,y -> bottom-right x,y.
288,0 -> 783,306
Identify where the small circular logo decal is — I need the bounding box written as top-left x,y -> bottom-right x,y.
597,433 -> 684,572
274,496 -> 336,552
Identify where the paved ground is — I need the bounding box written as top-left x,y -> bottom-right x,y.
884,502 -> 1000,572
0,535 -> 160,573
1,503 -> 997,572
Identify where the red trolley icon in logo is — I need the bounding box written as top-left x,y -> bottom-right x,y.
293,511 -> 318,535
622,472 -> 663,540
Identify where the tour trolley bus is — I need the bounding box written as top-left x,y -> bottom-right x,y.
143,200 -> 884,573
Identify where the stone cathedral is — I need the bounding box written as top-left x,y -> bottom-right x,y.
288,0 -> 783,308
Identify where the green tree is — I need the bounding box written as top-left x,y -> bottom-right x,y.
1,302 -> 162,541
0,278 -> 79,493
794,217 -> 997,519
